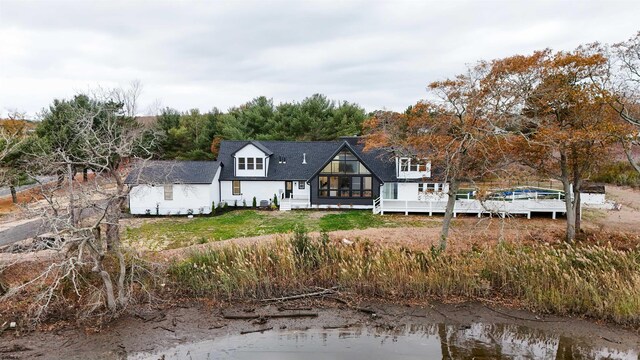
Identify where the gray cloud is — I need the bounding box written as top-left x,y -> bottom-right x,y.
1,0 -> 638,117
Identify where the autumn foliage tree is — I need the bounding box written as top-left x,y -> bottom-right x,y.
364,64 -> 511,249
486,48 -> 627,241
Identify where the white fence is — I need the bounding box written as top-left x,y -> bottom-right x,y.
373,197 -> 567,218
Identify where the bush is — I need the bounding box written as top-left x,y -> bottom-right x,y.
273,194 -> 279,207
592,161 -> 640,187
252,196 -> 257,208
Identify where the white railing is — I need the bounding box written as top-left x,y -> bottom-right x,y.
377,198 -> 566,218
372,197 -> 382,214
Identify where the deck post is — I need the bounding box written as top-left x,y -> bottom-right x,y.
527,212 -> 531,219
429,201 -> 432,216
405,200 -> 408,216
477,212 -> 481,218
552,211 -> 556,220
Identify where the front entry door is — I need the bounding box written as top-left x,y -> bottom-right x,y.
285,181 -> 293,199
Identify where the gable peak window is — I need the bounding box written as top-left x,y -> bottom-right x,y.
318,149 -> 373,198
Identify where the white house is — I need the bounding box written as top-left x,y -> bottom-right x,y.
125,160 -> 221,215
125,137 -> 599,218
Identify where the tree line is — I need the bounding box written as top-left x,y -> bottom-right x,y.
156,94 -> 366,160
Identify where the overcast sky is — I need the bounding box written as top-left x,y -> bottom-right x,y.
1,0 -> 639,118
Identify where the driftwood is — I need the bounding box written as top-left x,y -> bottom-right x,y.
322,323 -> 358,329
327,296 -> 377,316
223,312 -> 318,320
260,287 -> 338,302
240,327 -> 273,335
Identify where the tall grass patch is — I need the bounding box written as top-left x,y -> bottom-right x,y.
169,230 -> 640,325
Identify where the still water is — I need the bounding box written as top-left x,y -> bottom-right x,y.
131,323 -> 639,360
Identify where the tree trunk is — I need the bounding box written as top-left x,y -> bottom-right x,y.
67,163 -> 76,227
9,185 -> 17,204
98,268 -> 117,312
83,168 -> 88,182
440,180 -> 459,250
105,168 -> 128,307
623,142 -> 640,174
560,151 -> 575,242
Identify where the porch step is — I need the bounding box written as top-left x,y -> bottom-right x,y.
279,201 -> 292,211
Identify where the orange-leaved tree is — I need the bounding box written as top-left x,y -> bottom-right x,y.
485,47 -> 628,241
364,64 -> 512,250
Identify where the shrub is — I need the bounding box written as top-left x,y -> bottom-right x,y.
273,194 -> 279,207
252,196 -> 257,208
592,161 -> 640,187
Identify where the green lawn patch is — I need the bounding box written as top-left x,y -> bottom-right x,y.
123,210 -> 434,250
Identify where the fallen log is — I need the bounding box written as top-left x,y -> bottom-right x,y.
223,312 -> 318,320
240,327 -> 273,335
260,287 -> 338,302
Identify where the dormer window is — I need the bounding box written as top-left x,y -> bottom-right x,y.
398,157 -> 430,179
233,142 -> 271,178
400,159 -> 409,172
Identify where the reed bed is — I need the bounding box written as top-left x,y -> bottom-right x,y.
169,227 -> 640,325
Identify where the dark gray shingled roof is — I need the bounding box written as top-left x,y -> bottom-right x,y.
125,160 -> 221,185
218,138 -> 398,182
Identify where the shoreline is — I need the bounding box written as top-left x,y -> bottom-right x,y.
2,299 -> 639,359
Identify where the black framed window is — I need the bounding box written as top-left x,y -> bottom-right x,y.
247,158 -> 254,170
238,158 -> 245,170
418,183 -> 424,193
232,180 -> 241,195
400,158 -> 409,172
298,181 -> 305,190
256,158 -> 263,170
318,150 -> 373,199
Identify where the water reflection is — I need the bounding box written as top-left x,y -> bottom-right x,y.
130,322 -> 639,360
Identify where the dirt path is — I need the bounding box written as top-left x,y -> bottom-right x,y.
591,186 -> 640,233
1,301 -> 637,359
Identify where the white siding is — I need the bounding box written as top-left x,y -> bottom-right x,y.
129,183 -> 214,215
221,180 -> 284,206
234,144 -> 268,177
395,182 -> 449,201
128,166 -> 221,215
292,180 -> 310,199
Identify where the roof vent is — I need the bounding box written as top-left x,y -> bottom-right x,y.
302,153 -> 307,165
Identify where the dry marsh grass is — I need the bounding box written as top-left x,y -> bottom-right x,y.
169,227 -> 640,326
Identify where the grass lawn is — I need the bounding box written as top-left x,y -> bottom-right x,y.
123,210 -> 436,250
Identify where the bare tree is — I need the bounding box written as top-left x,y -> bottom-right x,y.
610,32 -> 640,173
3,83 -> 160,319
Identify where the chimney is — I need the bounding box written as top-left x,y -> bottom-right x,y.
302,153 -> 307,164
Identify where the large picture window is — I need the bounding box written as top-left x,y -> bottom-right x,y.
318,150 -> 373,198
